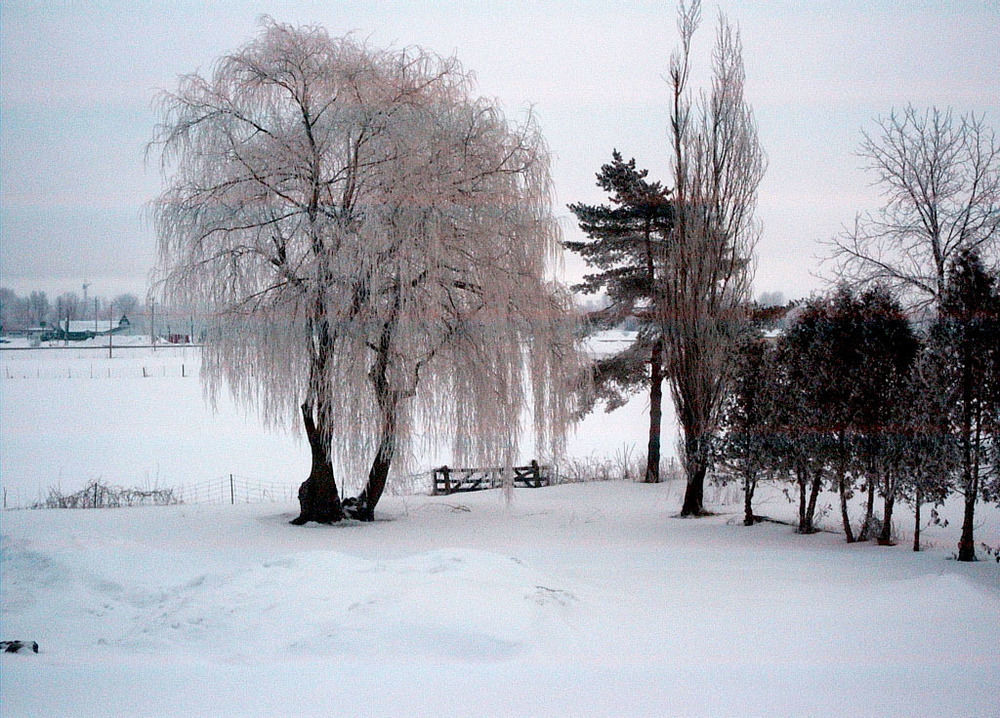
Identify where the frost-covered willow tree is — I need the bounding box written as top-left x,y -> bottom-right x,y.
151,20 -> 581,524
665,1 -> 766,516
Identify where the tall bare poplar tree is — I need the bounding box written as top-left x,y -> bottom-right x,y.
151,20 -> 580,524
665,1 -> 766,516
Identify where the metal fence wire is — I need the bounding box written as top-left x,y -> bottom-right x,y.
174,475 -> 298,505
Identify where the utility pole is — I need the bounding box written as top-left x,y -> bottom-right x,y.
108,301 -> 114,359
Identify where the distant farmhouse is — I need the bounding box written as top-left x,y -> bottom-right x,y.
24,315 -> 131,342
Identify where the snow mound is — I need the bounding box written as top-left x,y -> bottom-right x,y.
2,485 -> 998,717
3,541 -> 580,663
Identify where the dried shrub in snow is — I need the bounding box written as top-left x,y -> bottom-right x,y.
32,481 -> 177,510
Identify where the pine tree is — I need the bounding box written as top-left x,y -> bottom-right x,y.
567,151 -> 674,482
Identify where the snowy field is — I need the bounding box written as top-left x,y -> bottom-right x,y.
2,484 -> 999,717
2,341 -> 1000,716
0,334 -> 649,507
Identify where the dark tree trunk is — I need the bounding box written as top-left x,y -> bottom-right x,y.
958,489 -> 978,561
743,474 -> 756,526
804,468 -> 823,534
957,353 -> 978,561
347,401 -> 398,522
878,489 -> 895,545
838,473 -> 855,543
346,286 -> 402,523
858,476 -> 876,541
291,402 -> 343,525
291,261 -> 343,526
681,467 -> 706,515
836,432 -> 856,542
680,434 -> 709,516
645,339 -> 664,483
796,466 -> 807,532
912,487 -> 922,552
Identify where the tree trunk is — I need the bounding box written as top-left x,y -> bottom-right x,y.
743,474 -> 756,526
645,339 -> 664,483
912,487 -> 922,552
347,289 -> 402,523
958,489 -> 978,561
878,490 -> 895,545
681,466 -> 706,515
291,402 -> 343,525
804,467 -> 823,534
858,476 -> 876,541
679,423 -> 711,516
957,352 -> 977,561
347,400 -> 398,522
838,473 -> 855,543
796,466 -> 807,532
837,432 -> 855,542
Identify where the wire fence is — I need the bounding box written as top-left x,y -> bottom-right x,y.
1,363 -> 195,380
174,475 -> 299,505
6,459 -> 676,511
3,472 -> 438,511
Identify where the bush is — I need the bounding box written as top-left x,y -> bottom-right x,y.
32,481 -> 177,509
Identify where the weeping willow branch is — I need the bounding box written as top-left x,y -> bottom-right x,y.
150,18 -> 584,522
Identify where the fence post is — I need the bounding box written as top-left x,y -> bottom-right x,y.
230,474 -> 235,505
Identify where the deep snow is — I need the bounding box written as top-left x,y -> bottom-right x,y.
2,339 -> 1000,716
0,336 -> 651,507
2,482 -> 999,717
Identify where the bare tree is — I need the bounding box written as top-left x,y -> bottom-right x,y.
151,20 -> 580,523
27,291 -> 50,326
0,288 -> 25,330
830,106 -> 1000,309
55,292 -> 81,323
112,293 -> 140,320
665,1 -> 766,516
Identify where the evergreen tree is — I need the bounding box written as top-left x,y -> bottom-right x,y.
567,151 -> 674,482
849,288 -> 919,543
899,353 -> 956,551
779,289 -> 864,540
926,250 -> 1000,560
773,287 -> 917,542
771,317 -> 832,535
716,324 -> 778,525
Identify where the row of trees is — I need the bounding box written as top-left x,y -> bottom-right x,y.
0,288 -> 141,331
566,3 -> 997,558
149,6 -> 997,563
152,4 -> 763,527
718,256 -> 999,561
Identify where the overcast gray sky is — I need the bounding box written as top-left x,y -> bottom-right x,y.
2,1 -> 998,302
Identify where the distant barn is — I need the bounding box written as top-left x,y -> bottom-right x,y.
45,315 -> 131,342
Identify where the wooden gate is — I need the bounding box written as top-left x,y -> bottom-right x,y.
432,461 -> 550,495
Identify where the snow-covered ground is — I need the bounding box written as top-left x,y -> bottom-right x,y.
2,340 -> 999,716
2,482 -> 999,717
0,337 -> 654,507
